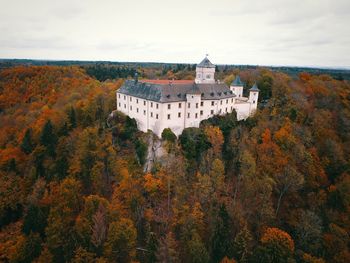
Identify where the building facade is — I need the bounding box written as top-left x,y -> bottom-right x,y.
116,57 -> 259,137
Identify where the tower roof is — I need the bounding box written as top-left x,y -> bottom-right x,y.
197,57 -> 215,68
231,75 -> 244,86
249,83 -> 260,92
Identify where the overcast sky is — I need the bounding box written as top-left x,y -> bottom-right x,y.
1,0 -> 349,68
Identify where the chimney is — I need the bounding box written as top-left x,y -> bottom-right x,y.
134,72 -> 138,84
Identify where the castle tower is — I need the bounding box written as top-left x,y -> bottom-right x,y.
230,75 -> 244,97
249,83 -> 260,113
195,56 -> 216,84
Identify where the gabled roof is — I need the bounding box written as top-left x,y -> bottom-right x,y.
249,83 -> 260,92
117,80 -> 235,103
231,75 -> 244,86
197,57 -> 215,68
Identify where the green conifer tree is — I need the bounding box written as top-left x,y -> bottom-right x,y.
21,128 -> 34,154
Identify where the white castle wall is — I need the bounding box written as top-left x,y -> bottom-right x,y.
117,92 -> 249,137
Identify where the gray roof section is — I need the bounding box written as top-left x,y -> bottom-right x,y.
231,75 -> 244,86
249,83 -> 260,91
197,57 -> 216,68
117,80 -> 236,103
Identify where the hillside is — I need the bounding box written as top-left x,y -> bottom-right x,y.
0,65 -> 349,263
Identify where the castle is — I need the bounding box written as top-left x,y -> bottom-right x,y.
116,57 -> 259,136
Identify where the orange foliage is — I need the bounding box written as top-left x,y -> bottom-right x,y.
261,227 -> 295,252
220,256 -> 237,263
144,173 -> 164,195
204,125 -> 224,156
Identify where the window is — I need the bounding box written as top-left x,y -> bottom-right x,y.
198,73 -> 201,78
211,110 -> 214,114
118,94 -> 120,98
188,103 -> 190,108
124,95 -> 126,100
195,113 -> 198,118
253,100 -> 256,103
168,104 -> 171,109
156,104 -> 159,109
211,101 -> 214,106
151,112 -> 153,117
178,103 -> 182,108
136,99 -> 139,104
200,101 -> 204,106
130,106 -> 132,110
137,108 -> 139,113
167,114 -> 170,120
187,113 -> 190,118
219,109 -> 222,113
178,112 -> 181,118
144,110 -> 146,115
200,110 -> 203,115
206,74 -> 211,79
225,107 -> 227,112
226,99 -> 228,104
220,100 -> 223,105
118,103 -> 121,107
231,98 -> 233,103
231,106 -> 233,111
124,104 -> 126,108
144,101 -> 146,106
196,103 -> 198,108
130,97 -> 132,101
151,102 -> 153,107
156,114 -> 158,119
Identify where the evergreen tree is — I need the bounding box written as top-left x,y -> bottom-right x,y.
146,231 -> 158,263
22,205 -> 48,236
211,205 -> 234,262
21,128 -> 34,154
233,226 -> 253,263
68,107 -> 77,129
40,120 -> 57,157
188,231 -> 210,263
58,122 -> 69,137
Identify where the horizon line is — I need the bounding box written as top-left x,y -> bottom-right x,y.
1,57 -> 349,71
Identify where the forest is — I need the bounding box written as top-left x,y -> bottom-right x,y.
0,63 -> 349,263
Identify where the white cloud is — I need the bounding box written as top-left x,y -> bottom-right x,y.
0,0 -> 349,67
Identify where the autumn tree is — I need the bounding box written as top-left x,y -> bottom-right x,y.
253,227 -> 295,263
45,178 -> 83,262
156,232 -> 180,263
103,218 -> 137,262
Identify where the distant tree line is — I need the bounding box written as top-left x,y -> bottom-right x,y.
83,64 -> 137,81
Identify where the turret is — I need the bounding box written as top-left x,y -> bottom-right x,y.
249,83 -> 260,113
195,56 -> 216,84
230,75 -> 244,97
